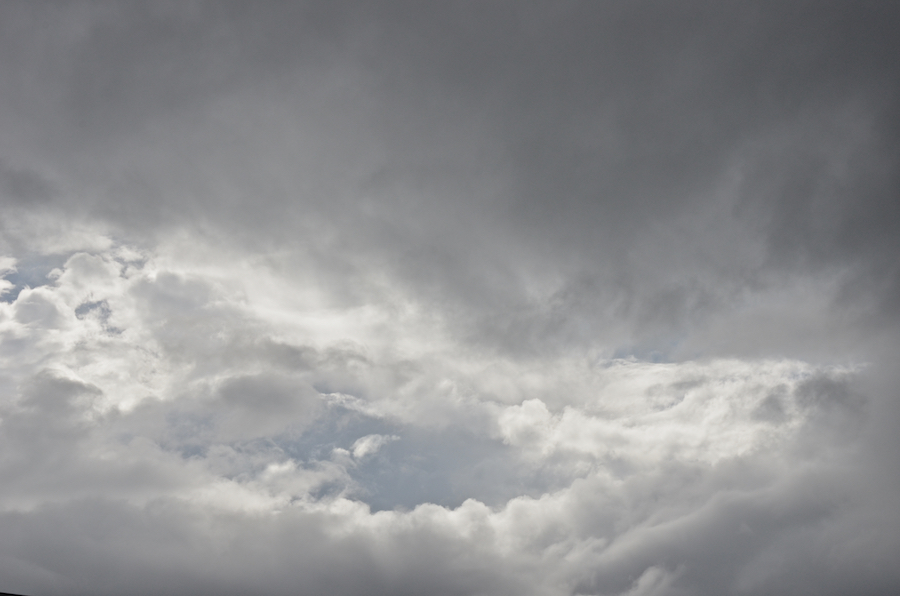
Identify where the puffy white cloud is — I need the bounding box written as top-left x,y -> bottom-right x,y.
0,239 -> 893,596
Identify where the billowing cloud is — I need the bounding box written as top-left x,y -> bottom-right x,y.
0,2 -> 898,596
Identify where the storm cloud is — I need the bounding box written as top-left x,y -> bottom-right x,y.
0,2 -> 898,595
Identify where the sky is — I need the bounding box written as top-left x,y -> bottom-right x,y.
0,2 -> 899,595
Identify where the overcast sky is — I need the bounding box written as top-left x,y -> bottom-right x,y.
1,2 -> 899,595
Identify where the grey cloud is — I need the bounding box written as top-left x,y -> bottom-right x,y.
0,3 -> 899,596
0,371 -> 180,509
0,160 -> 54,205
0,498 -> 529,596
207,373 -> 323,442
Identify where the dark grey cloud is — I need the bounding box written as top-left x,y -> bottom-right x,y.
0,160 -> 54,206
1,1 -> 889,358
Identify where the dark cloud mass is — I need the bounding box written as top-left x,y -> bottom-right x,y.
0,2 -> 898,595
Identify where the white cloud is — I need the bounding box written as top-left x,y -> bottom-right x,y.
351,434 -> 399,459
0,239 -> 890,596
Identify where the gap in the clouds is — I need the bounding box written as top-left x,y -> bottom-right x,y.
280,403 -> 394,461
351,427 -> 517,511
611,336 -> 684,363
277,404 -> 546,511
0,253 -> 68,303
74,299 -> 123,334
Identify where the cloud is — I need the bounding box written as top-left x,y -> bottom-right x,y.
0,2 -> 898,595
0,241 -> 893,596
351,434 -> 399,459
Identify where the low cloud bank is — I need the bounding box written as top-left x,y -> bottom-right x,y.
0,245 -> 895,596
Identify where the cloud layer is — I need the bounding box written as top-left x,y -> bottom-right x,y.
0,2 -> 898,595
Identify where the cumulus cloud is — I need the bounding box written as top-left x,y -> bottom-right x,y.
0,242 -> 894,596
0,2 -> 898,595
